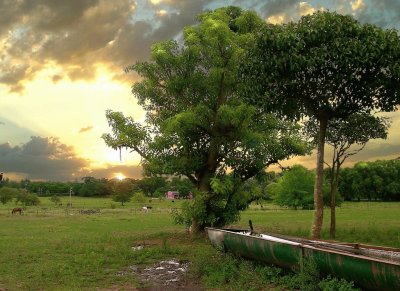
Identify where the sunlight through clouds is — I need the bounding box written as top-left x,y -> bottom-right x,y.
351,0 -> 365,11
0,0 -> 399,180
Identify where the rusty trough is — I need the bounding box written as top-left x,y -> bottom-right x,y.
206,227 -> 400,291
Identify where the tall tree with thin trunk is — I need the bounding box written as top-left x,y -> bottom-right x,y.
305,114 -> 390,238
103,7 -> 307,233
241,11 -> 400,238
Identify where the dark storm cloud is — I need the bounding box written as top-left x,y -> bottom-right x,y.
0,136 -> 144,181
107,0 -> 211,69
0,136 -> 88,181
356,0 -> 400,29
0,0 -> 212,92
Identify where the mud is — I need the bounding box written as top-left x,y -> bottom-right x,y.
116,259 -> 203,291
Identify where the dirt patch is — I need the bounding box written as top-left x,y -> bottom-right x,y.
116,259 -> 203,291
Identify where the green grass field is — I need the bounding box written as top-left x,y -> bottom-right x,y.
0,197 -> 398,290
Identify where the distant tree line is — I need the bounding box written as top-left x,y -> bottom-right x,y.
338,160 -> 400,201
0,176 -> 195,199
263,160 -> 400,209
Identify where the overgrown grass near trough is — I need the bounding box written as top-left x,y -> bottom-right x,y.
0,198 -> 398,290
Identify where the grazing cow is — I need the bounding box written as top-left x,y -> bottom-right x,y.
12,207 -> 23,215
142,206 -> 152,213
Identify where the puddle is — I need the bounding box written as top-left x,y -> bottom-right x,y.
117,259 -> 203,290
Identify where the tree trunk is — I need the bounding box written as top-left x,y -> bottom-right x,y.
190,173 -> 212,235
311,117 -> 328,239
329,177 -> 337,239
330,163 -> 340,239
190,219 -> 202,234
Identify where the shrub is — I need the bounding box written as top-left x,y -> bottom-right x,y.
0,187 -> 19,204
15,191 -> 40,206
50,194 -> 61,206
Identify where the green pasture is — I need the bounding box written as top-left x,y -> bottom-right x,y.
0,198 -> 398,290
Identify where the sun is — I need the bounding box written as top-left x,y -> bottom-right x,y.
114,173 -> 126,180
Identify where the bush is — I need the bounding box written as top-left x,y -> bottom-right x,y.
15,191 -> 40,206
268,165 -> 316,209
268,165 -> 338,210
0,187 -> 19,204
50,194 -> 61,206
172,176 -> 252,229
131,191 -> 147,203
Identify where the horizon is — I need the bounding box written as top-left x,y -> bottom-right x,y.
1,0 -> 399,181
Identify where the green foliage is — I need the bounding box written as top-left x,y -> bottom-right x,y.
131,191 -> 147,204
306,114 -> 390,149
268,166 -> 315,209
268,166 -> 340,210
283,258 -> 320,291
103,6 -> 307,230
282,258 -> 359,291
194,252 -> 283,290
242,10 -> 400,238
242,11 -> 400,119
168,177 -> 195,198
135,177 -> 167,197
0,187 -> 19,204
112,180 -> 134,206
78,177 -> 112,197
49,194 -> 61,206
173,174 -> 261,228
318,276 -> 359,291
339,160 -> 400,201
15,191 -> 40,206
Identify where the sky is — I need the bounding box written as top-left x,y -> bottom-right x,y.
0,0 -> 399,181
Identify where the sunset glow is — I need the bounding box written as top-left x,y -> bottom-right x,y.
0,0 -> 399,181
115,173 -> 126,181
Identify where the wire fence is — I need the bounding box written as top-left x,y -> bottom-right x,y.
0,205 -> 180,217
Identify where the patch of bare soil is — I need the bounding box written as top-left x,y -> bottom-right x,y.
114,259 -> 203,291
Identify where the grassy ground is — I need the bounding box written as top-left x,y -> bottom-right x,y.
235,202 -> 400,248
0,198 -> 398,290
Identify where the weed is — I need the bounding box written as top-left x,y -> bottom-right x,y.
319,276 -> 360,291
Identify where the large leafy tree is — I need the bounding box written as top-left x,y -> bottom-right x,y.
103,7 -> 307,232
306,114 -> 390,238
242,12 -> 400,238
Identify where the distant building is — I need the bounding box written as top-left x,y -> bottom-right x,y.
165,191 -> 180,199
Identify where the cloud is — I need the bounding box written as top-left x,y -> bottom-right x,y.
351,0 -> 365,11
0,136 -> 89,181
355,0 -> 400,29
79,125 -> 94,133
298,1 -> 316,16
0,135 -> 145,181
263,1 -> 322,24
0,0 -> 212,92
260,0 -> 298,19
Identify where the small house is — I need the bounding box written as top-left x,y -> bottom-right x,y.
165,191 -> 180,199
